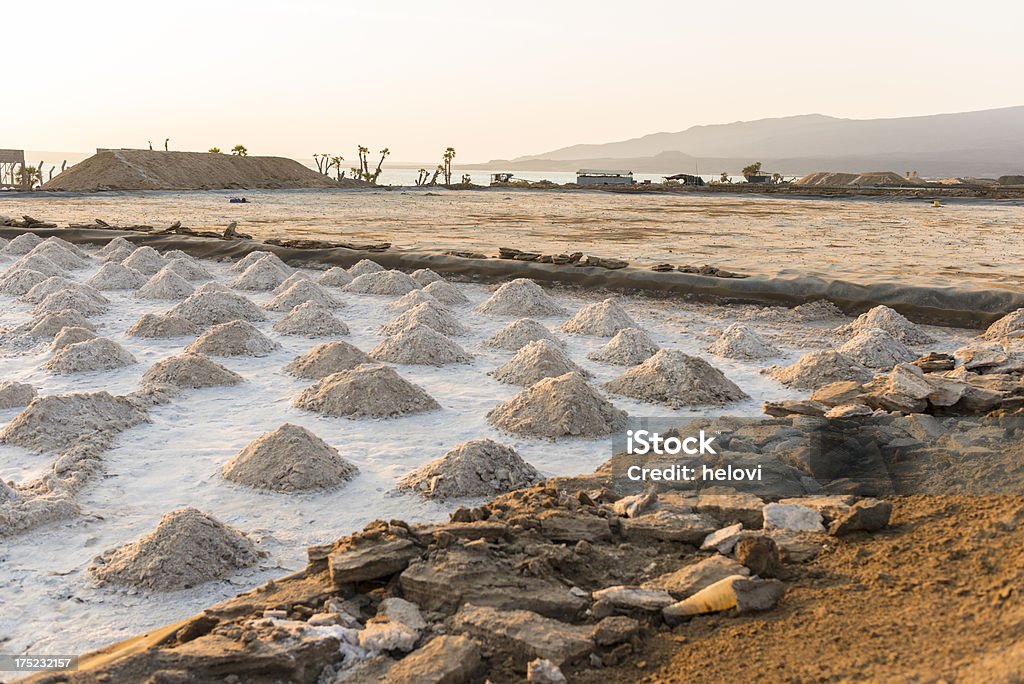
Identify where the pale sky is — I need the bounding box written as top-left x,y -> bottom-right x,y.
7,0 -> 1022,163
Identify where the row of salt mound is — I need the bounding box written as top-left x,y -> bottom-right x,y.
421,279 -> 468,306
293,364 -> 440,418
136,268 -> 194,300
121,246 -> 167,275
0,381 -> 36,410
24,240 -> 89,270
0,268 -> 48,296
127,313 -> 199,338
20,311 -> 96,339
706,323 -> 781,360
230,250 -> 290,273
381,301 -> 468,337
264,280 -> 340,311
1,232 -> 44,255
87,262 -> 148,290
475,278 -> 566,317
561,299 -> 638,337
11,253 -> 64,278
836,328 -> 915,369
482,318 -> 564,352
44,337 -> 136,374
491,339 -> 587,386
587,328 -> 660,365
370,325 -> 472,366
0,391 -> 147,454
141,352 -> 243,391
284,342 -> 372,378
982,308 -> 1024,342
273,301 -> 349,337
222,423 -> 358,492
348,259 -> 384,277
397,438 -> 540,500
767,350 -> 873,390
487,372 -> 626,438
169,283 -> 266,326
231,254 -> 291,291
22,277 -> 107,305
43,236 -> 89,259
51,326 -> 97,350
34,288 -> 108,317
318,266 -> 353,287
162,257 -> 212,281
603,349 -> 749,408
343,270 -> 420,296
834,305 -> 934,345
185,321 -> 280,357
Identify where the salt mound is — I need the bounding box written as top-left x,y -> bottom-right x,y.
222,424 -> 358,492
835,305 -> 934,344
487,372 -> 626,438
86,262 -> 147,290
169,289 -> 266,326
101,244 -> 134,264
476,278 -> 566,317
982,308 -> 1024,341
231,250 -> 289,273
343,270 -> 421,296
272,301 -> 349,336
42,236 -> 89,258
121,246 -> 167,275
284,342 -> 373,379
410,268 -> 443,286
422,280 -> 469,305
33,288 -> 108,317
388,289 -> 438,313
163,249 -> 197,261
381,301 -> 469,337
707,323 -> 781,360
23,311 -> 96,338
0,381 -> 36,410
318,266 -> 354,287
25,241 -> 88,270
196,281 -> 232,294
98,237 -> 132,256
141,353 -> 243,389
293,364 -> 440,418
370,325 -> 473,366
264,280 -> 340,311
136,268 -> 194,300
161,257 -> 212,281
44,337 -> 136,374
837,328 -> 915,369
89,507 -> 261,591
127,313 -> 199,338
12,253 -> 63,278
270,271 -> 311,295
231,255 -> 291,290
482,318 -> 563,352
348,259 -> 384,277
768,350 -> 873,390
604,350 -> 748,407
0,268 -> 47,295
51,326 -> 98,350
492,339 -> 587,386
397,438 -> 541,500
2,232 -> 44,255
561,299 -> 638,337
587,328 -> 660,365
185,320 -> 280,357
21,276 -> 73,303
0,391 -> 147,454
794,300 -> 844,320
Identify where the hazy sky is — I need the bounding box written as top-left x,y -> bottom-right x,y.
8,0 -> 1022,163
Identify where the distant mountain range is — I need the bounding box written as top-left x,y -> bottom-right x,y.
474,107 -> 1024,177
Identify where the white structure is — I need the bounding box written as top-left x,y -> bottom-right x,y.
576,169 -> 634,186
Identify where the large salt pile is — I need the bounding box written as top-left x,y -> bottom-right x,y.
23,311 -> 96,338
707,323 -> 781,360
101,244 -> 134,264
284,342 -> 373,379
231,255 -> 291,291
121,246 -> 167,275
1,232 -> 44,255
482,319 -> 563,352
86,262 -> 147,290
0,268 -> 47,295
835,305 -> 934,344
767,350 -> 873,390
161,257 -> 212,281
140,353 -> 243,390
98,237 -> 133,257
370,325 -> 473,366
318,266 -> 354,287
343,270 -> 421,296
44,337 -> 136,374
185,321 -> 280,357
0,391 -> 146,454
12,254 -> 63,278
422,280 -> 469,306
222,424 -> 358,492
476,278 -> 566,317
381,301 -> 469,336
604,350 -> 749,407
20,276 -> 73,303
837,328 -> 915,369
264,280 -> 340,311
25,241 -> 88,270
136,268 -> 194,300
388,289 -> 438,313
491,339 -> 587,386
89,507 -> 262,591
51,326 -> 98,350
33,288 -> 108,317
410,268 -> 443,286
230,250 -> 288,273
561,298 -> 638,337
272,301 -> 350,336
0,381 -> 36,410
982,308 -> 1024,342
293,364 -> 440,418
348,259 -> 384,277
127,313 -> 199,338
169,288 -> 266,326
397,438 -> 541,500
270,272 -> 311,295
42,236 -> 88,258
587,328 -> 660,365
487,372 -> 627,439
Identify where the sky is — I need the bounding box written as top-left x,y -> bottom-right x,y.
6,0 -> 1022,164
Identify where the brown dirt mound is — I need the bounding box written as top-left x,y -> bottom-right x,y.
272,301 -> 349,337
370,325 -> 473,366
837,327 -> 915,369
381,301 -> 469,337
86,262 -> 148,290
185,320 -> 280,357
483,319 -> 564,352
136,269 -> 194,300
491,339 -> 588,386
487,372 -> 627,438
264,281 -> 340,311
126,313 -> 199,338
0,381 -> 36,410
318,266 -> 354,287
121,246 -> 168,275
141,353 -> 243,390
222,423 -> 358,492
561,299 -> 639,337
707,323 -> 781,360
231,255 -> 291,291
293,364 -> 440,418
476,278 -> 567,317
169,289 -> 267,327
343,270 -> 421,296
284,342 -> 373,379
44,337 -> 136,374
587,328 -> 660,365
397,438 -> 541,500
0,268 -> 48,295
604,349 -> 749,407
0,391 -> 147,454
767,350 -> 873,390
51,326 -> 98,350
421,280 -> 469,305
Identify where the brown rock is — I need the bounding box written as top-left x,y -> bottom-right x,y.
734,536 -> 783,578
592,616 -> 640,647
641,555 -> 750,599
385,635 -> 481,684
452,604 -> 594,668
329,538 -> 419,585
828,499 -> 893,535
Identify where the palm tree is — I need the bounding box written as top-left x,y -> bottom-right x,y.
330,156 -> 345,181
208,147 -> 222,154
370,148 -> 390,184
231,144 -> 248,156
17,165 -> 42,188
442,147 -> 456,185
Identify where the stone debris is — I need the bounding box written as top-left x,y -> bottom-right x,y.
0,267 -> 48,296
397,438 -> 541,499
476,278 -> 567,317
0,381 -> 36,409
318,266 -> 354,287
44,337 -> 137,374
121,246 -> 167,275
384,635 -> 480,683
381,301 -> 469,337
230,250 -> 288,273
560,299 -> 638,337
1,232 -> 44,255
762,503 -> 825,532
160,257 -> 212,281
285,342 -> 374,379
587,328 -> 660,365
707,323 -> 781,360
453,604 -> 594,667
387,289 -> 438,313
169,288 -> 267,326
483,318 -> 563,352
140,353 -> 243,391
421,279 -> 469,305
592,586 -> 675,612
136,268 -> 195,300
370,325 -> 473,366
272,301 -> 350,337
837,327 -> 915,369
643,555 -> 750,598
828,498 -> 892,535
264,280 -> 340,311
185,320 -> 281,357
767,350 -> 873,390
528,658 -> 567,683
488,372 -> 627,438
0,391 -> 147,454
343,270 -> 421,296
835,305 -> 934,344
222,423 -> 358,492
22,311 -> 97,339
492,339 -> 588,386
410,268 -> 444,286
348,259 -> 385,277
86,262 -> 148,290
604,350 -> 748,407
126,313 -> 199,338
231,255 -> 291,290
293,364 -> 440,418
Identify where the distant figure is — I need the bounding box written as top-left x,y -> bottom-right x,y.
148,141 -> 153,150
164,138 -> 169,151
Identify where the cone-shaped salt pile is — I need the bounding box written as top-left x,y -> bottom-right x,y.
230,250 -> 288,273
381,301 -> 468,336
44,337 -> 136,374
127,313 -> 199,338
98,236 -> 132,256
388,289 -> 438,313
102,243 -> 134,264
561,298 -> 638,337
121,246 -> 167,275
475,278 -> 566,317
587,328 -> 660,366
2,232 -> 44,255
348,259 -> 384,277
0,391 -> 146,454
604,350 -> 748,408
161,257 -> 213,281
34,289 -> 108,317
293,364 -> 440,418
42,236 -> 88,258
89,507 -> 262,591
707,323 -> 781,360
0,381 -> 36,410
343,270 -> 421,295
410,268 -> 443,286
834,305 -> 933,344
20,276 -> 73,303
169,289 -> 266,326
284,342 -> 373,379
483,318 -> 563,352
397,438 -> 541,500
51,326 -> 98,351
487,372 -> 627,438
272,301 -> 349,336
25,241 -> 87,270
12,254 -> 63,278
491,339 -> 587,386
370,325 -> 472,366
270,271 -> 311,295
222,423 -> 358,492
422,280 -> 469,306
231,255 -> 291,290
0,268 -> 47,295
136,268 -> 194,300
318,266 -> 353,287
837,328 -> 914,370
982,308 -> 1024,341
768,350 -> 872,390
185,320 -> 280,357
23,311 -> 96,338
141,352 -> 243,390
87,262 -> 147,290
264,280 -> 340,311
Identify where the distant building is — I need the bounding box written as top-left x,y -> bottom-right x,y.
576,169 -> 634,186
0,149 -> 28,190
663,173 -> 705,186
744,174 -> 772,184
490,172 -> 514,185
